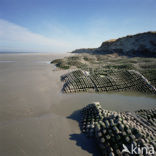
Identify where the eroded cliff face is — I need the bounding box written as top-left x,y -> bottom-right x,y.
99,32 -> 156,56
72,31 -> 156,57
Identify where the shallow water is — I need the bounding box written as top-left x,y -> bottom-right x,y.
60,92 -> 156,113
0,53 -> 155,156
35,61 -> 51,64
0,60 -> 16,63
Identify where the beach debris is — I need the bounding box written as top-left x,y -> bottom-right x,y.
79,102 -> 156,155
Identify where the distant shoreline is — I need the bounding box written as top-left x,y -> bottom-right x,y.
0,51 -> 68,54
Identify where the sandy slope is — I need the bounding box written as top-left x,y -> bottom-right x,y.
0,53 -> 155,156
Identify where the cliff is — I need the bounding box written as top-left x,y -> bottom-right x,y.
72,31 -> 156,57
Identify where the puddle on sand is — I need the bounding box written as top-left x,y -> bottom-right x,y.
35,61 -> 51,64
59,92 -> 156,113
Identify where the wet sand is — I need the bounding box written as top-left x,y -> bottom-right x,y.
0,53 -> 155,156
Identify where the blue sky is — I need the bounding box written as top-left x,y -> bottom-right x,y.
0,0 -> 156,53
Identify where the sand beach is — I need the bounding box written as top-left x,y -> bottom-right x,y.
0,53 -> 155,156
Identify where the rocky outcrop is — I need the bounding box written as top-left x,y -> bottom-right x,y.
61,69 -> 156,94
79,102 -> 156,155
72,31 -> 156,57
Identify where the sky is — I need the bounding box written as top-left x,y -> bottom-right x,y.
0,0 -> 156,53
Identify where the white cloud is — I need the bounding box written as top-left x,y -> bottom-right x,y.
0,19 -> 77,52
0,19 -> 105,53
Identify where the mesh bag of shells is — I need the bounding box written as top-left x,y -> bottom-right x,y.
61,69 -> 156,94
80,102 -> 156,156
